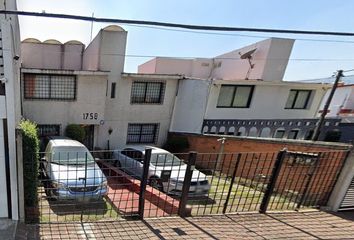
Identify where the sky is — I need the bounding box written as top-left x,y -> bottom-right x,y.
17,0 -> 354,81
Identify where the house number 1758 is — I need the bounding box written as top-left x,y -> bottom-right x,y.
83,112 -> 98,120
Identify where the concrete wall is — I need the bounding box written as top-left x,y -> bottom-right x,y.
138,38 -> 294,82
97,76 -> 179,149
22,41 -> 85,71
205,81 -> 326,120
170,79 -> 210,133
22,72 -> 107,137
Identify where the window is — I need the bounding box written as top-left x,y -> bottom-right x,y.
287,130 -> 299,139
111,82 -> 116,98
24,74 -> 76,100
274,129 -> 285,138
131,81 -> 165,104
37,124 -> 60,137
217,85 -> 254,108
127,123 -> 159,144
285,90 -> 312,109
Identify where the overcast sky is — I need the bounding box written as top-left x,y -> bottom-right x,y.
17,0 -> 354,81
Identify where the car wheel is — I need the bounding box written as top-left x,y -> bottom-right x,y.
149,177 -> 164,192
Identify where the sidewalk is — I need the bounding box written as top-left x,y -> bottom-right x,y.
18,210 -> 354,239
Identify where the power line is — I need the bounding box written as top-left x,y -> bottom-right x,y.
4,10 -> 354,37
16,48 -> 354,62
123,24 -> 354,44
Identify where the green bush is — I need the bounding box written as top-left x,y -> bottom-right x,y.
19,120 -> 40,208
163,136 -> 189,153
65,124 -> 85,142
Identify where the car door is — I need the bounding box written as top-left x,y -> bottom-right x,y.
132,150 -> 144,179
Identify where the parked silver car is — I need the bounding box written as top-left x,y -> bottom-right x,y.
41,138 -> 108,201
113,146 -> 210,196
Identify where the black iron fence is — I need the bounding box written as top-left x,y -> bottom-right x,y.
25,148 -> 349,223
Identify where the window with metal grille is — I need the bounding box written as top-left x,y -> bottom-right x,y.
131,81 -> 165,104
127,123 -> 159,144
37,124 -> 60,137
217,85 -> 254,108
23,74 -> 76,100
285,89 -> 312,109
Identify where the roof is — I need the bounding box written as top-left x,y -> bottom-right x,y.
122,72 -> 184,80
124,145 -> 169,154
50,139 -> 85,148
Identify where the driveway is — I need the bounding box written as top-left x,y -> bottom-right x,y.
18,210 -> 354,239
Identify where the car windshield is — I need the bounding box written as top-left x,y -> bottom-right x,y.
150,152 -> 184,167
50,147 -> 95,165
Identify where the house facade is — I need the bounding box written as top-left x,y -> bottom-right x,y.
0,0 -> 21,220
139,38 -> 336,140
21,25 -> 182,150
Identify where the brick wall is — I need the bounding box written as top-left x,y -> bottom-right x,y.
170,133 -> 352,206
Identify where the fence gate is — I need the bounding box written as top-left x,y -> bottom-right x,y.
25,148 -> 348,223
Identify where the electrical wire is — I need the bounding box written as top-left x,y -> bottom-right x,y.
4,10 -> 354,37
16,47 -> 354,62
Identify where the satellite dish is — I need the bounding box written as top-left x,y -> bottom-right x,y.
239,48 -> 257,59
239,48 -> 257,80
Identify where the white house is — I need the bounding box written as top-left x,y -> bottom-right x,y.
139,38 -> 335,140
21,25 -> 183,150
0,0 -> 21,220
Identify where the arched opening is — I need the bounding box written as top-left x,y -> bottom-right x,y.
237,127 -> 246,136
219,126 -> 226,134
228,126 -> 235,135
248,127 -> 258,137
210,126 -> 217,134
260,127 -> 271,138
202,126 -> 209,134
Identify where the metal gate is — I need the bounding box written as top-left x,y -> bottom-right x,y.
339,176 -> 354,210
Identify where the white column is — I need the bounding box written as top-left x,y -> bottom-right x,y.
2,20 -> 19,220
0,120 -> 8,217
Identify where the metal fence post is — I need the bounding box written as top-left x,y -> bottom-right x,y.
259,149 -> 287,214
223,153 -> 242,214
138,148 -> 152,219
178,151 -> 197,217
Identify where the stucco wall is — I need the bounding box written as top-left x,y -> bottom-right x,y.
170,79 -> 210,133
318,85 -> 354,117
22,74 -> 107,134
205,82 -> 326,120
98,77 -> 179,149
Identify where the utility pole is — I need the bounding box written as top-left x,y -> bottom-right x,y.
312,70 -> 343,141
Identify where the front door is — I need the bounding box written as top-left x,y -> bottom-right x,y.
82,125 -> 94,150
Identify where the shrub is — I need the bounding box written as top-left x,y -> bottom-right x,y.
65,124 -> 85,142
163,136 -> 189,153
19,120 -> 40,209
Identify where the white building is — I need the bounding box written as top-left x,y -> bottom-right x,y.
21,25 -> 182,150
21,29 -> 337,155
0,0 -> 21,220
139,38 -> 335,140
